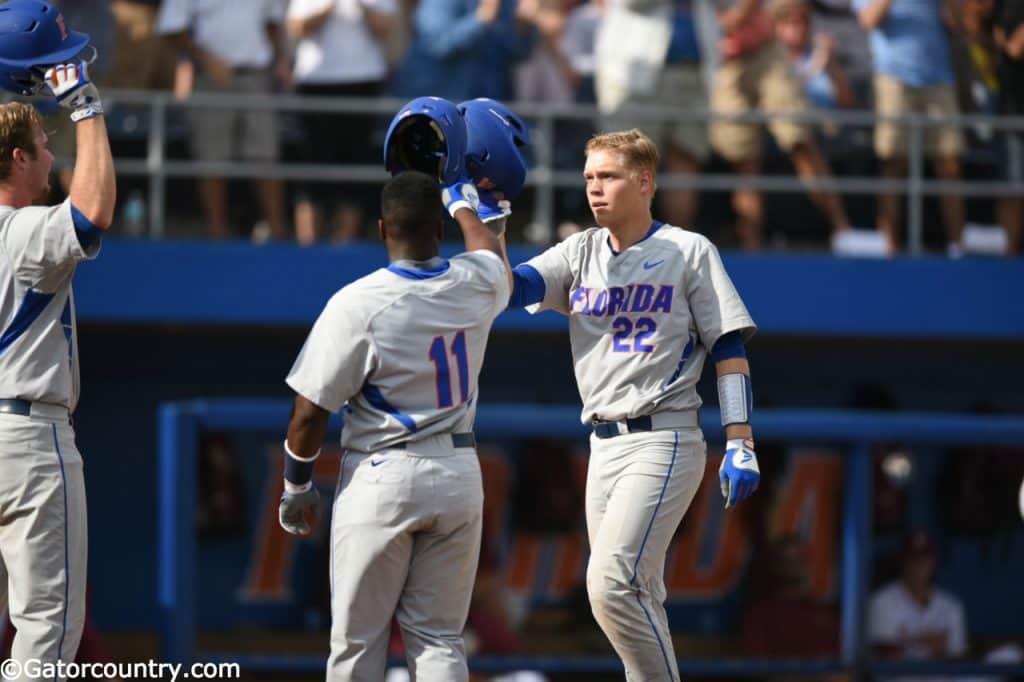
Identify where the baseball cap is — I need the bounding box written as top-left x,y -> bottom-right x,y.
903,531 -> 937,558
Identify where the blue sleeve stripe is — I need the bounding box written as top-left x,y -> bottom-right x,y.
711,330 -> 746,362
507,264 -> 545,309
70,204 -> 102,250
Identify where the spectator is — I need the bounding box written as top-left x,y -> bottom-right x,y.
710,0 -> 852,250
157,0 -> 290,241
854,0 -> 965,256
867,531 -> 968,680
994,0 -> 1024,255
742,535 -> 842,667
515,0 -> 576,105
771,0 -> 857,111
561,0 -> 601,102
595,0 -> 709,229
106,0 -> 178,91
393,0 -> 538,102
287,0 -> 397,245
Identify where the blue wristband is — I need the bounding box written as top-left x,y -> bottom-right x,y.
283,440 -> 319,486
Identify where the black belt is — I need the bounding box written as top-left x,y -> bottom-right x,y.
391,432 -> 476,450
0,399 -> 31,416
593,416 -> 653,439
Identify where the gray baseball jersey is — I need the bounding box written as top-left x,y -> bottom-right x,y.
287,250 -> 508,681
0,198 -> 99,675
523,222 -> 755,422
287,251 -> 509,452
0,199 -> 99,410
516,221 -> 754,681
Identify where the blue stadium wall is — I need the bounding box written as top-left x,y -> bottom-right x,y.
70,240 -> 1024,634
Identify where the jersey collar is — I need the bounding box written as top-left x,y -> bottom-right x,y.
607,221 -> 664,256
386,256 -> 451,280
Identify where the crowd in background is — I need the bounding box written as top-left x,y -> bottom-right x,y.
35,0 -> 1024,256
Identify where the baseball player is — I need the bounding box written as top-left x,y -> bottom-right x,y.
504,129 -> 759,681
277,169 -> 511,682
0,2 -> 115,674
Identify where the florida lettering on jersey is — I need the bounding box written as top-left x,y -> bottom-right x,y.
522,223 -> 755,423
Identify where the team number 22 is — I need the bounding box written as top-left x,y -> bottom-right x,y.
429,331 -> 469,408
612,316 -> 656,353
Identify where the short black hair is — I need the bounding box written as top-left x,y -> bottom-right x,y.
380,171 -> 443,240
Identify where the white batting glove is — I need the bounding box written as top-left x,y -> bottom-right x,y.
441,178 -> 480,218
718,438 -> 760,509
279,485 -> 320,536
44,61 -> 103,122
478,190 -> 511,237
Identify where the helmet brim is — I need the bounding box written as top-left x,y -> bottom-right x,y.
2,29 -> 90,68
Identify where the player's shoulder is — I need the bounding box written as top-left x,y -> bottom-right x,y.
451,249 -> 504,272
651,224 -> 716,255
322,269 -> 395,317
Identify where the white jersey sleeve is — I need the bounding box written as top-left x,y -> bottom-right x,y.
155,0 -> 191,35
1,199 -> 100,286
450,250 -> 510,319
286,289 -> 377,413
522,230 -> 594,315
685,233 -> 755,349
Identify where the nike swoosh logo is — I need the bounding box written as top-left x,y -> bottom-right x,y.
370,459 -> 384,467
643,260 -> 665,270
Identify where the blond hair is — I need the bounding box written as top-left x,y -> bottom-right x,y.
0,103 -> 42,182
585,129 -> 659,193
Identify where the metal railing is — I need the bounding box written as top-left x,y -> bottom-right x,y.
100,89 -> 1024,251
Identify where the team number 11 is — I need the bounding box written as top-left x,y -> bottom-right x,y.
429,330 -> 469,408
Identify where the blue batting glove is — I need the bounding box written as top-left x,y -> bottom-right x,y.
719,438 -> 760,509
441,178 -> 480,218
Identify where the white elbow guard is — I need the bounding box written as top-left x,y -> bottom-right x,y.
718,373 -> 752,426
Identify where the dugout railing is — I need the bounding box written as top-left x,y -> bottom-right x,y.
157,400 -> 1024,679
88,90 -> 1024,252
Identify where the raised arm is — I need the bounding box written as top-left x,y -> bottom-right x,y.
442,180 -> 514,291
47,62 -> 115,229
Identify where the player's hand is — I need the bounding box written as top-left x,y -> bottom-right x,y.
478,189 -> 511,236
279,485 -> 320,536
718,438 -> 759,509
441,178 -> 481,218
44,61 -> 103,122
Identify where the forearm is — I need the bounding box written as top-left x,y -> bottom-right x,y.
266,23 -> 288,62
718,0 -> 761,33
828,64 -> 858,108
285,397 -> 330,459
715,357 -> 753,440
1009,24 -> 1024,59
288,7 -> 333,38
858,0 -> 893,29
455,208 -> 503,258
69,118 -> 115,229
363,8 -> 394,41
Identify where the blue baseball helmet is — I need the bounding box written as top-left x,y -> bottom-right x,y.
0,0 -> 91,96
383,97 -> 468,185
457,98 -> 530,200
